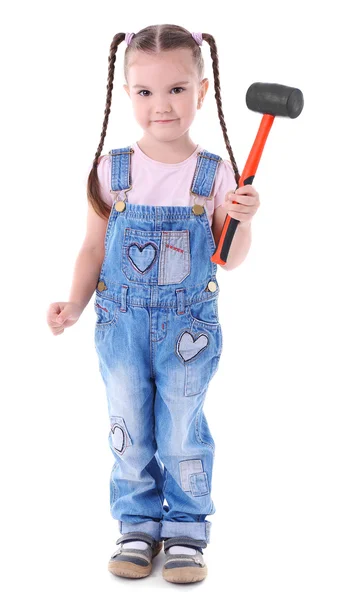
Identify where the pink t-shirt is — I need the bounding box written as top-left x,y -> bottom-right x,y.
94,142 -> 237,227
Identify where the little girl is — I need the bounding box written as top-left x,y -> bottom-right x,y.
47,24 -> 260,584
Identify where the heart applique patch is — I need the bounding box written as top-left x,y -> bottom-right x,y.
110,425 -> 126,454
176,331 -> 209,362
128,242 -> 157,273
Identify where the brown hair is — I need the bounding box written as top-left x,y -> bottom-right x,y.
87,24 -> 240,219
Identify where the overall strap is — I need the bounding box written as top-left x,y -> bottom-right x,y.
108,146 -> 133,192
108,146 -> 222,201
190,150 -> 223,200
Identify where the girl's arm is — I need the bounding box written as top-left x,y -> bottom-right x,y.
68,203 -> 108,311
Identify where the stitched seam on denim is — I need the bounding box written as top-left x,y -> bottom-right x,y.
125,228 -> 162,237
195,408 -> 215,453
120,285 -> 128,312
190,154 -> 203,194
188,298 -> 219,327
110,147 -> 131,191
119,212 -> 194,222
95,314 -> 118,327
100,205 -> 117,275
149,307 -> 155,379
190,152 -> 221,198
95,293 -> 219,308
196,214 -> 217,267
194,158 -> 215,197
95,288 -> 219,306
158,234 -> 166,284
176,288 -> 186,315
188,308 -> 219,329
162,468 -> 168,496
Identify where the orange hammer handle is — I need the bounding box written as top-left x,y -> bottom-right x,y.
211,114 -> 275,265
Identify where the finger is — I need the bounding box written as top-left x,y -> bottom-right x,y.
51,325 -> 64,333
53,329 -> 65,336
226,192 -> 256,206
49,318 -> 64,328
46,303 -> 62,318
223,201 -> 252,214
235,185 -> 257,194
50,318 -> 65,328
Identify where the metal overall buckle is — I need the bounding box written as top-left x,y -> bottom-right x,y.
110,186 -> 133,212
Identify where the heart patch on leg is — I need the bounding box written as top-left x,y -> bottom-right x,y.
176,331 -> 209,363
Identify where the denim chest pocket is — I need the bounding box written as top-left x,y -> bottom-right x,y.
122,228 -> 190,285
158,230 -> 190,285
94,292 -> 119,328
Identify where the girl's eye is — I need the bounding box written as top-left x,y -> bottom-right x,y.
138,87 -> 185,97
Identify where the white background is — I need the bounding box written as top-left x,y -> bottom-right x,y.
1,0 -> 345,597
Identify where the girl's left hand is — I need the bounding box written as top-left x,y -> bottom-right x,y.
222,184 -> 260,226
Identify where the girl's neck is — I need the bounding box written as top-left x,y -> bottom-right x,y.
136,135 -> 198,164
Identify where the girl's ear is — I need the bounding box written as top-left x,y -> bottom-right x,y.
198,78 -> 209,108
123,84 -> 130,97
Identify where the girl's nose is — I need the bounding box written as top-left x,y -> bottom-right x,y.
154,97 -> 172,114
155,109 -> 172,116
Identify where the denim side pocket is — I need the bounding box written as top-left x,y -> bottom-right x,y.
158,230 -> 190,284
94,292 -> 119,328
188,298 -> 219,327
182,323 -> 222,396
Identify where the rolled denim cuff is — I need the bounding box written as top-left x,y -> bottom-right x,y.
119,519 -> 161,542
160,520 -> 211,543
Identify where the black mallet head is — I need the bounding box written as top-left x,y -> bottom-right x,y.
246,82 -> 304,118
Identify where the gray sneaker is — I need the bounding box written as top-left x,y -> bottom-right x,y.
162,536 -> 208,583
108,531 -> 163,578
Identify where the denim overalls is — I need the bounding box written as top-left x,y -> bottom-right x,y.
94,145 -> 223,544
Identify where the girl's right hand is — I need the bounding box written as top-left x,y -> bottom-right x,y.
47,301 -> 83,336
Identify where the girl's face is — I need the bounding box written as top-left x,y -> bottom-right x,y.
123,48 -> 209,142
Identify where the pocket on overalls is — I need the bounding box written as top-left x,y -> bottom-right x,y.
184,340 -> 222,396
158,230 -> 190,285
94,292 -> 119,328
187,298 -> 219,327
175,304 -> 222,396
121,228 -> 191,285
122,228 -> 161,283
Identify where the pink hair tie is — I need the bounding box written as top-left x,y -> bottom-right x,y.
191,32 -> 203,46
125,32 -> 135,45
